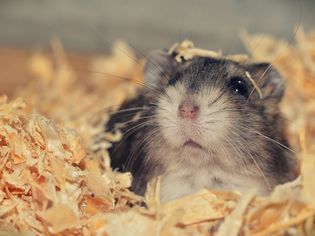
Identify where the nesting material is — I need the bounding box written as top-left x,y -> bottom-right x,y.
0,29 -> 315,235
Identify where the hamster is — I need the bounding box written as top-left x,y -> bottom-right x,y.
97,48 -> 297,202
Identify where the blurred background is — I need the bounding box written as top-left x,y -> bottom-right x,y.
0,0 -> 314,94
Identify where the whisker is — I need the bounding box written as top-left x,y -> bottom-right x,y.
208,90 -> 226,107
108,106 -> 148,113
250,129 -> 296,154
126,128 -> 161,170
75,28 -> 169,90
107,115 -> 157,132
229,131 -> 272,192
63,66 -> 166,100
205,108 -> 247,116
223,135 -> 251,178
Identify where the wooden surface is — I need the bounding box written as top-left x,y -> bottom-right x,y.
0,48 -> 31,96
0,48 -> 93,96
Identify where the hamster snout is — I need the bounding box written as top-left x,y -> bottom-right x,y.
178,101 -> 199,119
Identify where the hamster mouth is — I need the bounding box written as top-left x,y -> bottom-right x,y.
183,139 -> 205,150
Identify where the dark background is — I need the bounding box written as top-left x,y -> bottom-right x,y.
0,0 -> 314,54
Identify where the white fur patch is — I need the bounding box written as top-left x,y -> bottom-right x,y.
158,147 -> 267,202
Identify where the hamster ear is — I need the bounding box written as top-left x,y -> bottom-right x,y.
245,63 -> 285,101
143,49 -> 177,87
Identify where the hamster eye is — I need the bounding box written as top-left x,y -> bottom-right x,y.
228,77 -> 249,97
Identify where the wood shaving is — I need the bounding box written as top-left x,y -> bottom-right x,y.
217,189 -> 256,236
169,39 -> 222,63
245,71 -> 264,99
169,39 -> 249,64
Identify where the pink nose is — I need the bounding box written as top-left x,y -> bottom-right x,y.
178,102 -> 199,119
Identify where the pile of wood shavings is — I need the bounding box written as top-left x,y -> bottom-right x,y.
0,96 -> 142,235
0,31 -> 315,235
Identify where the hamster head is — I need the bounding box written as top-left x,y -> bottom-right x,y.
143,50 -> 287,168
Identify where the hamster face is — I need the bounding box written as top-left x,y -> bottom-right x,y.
154,58 -> 262,163
140,56 -> 295,200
